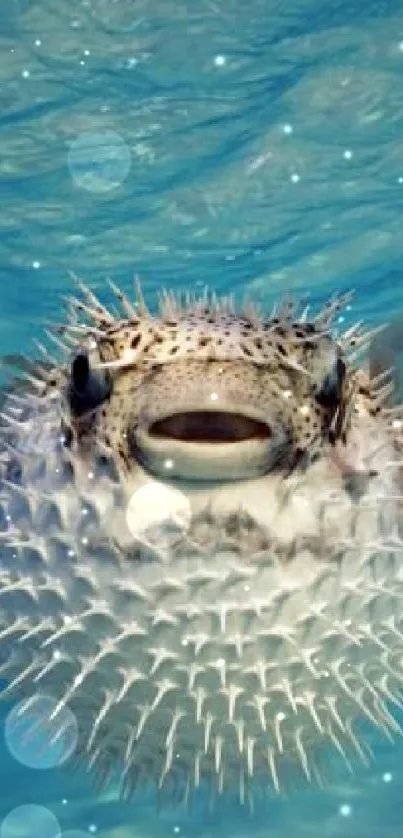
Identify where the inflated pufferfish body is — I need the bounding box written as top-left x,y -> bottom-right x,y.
0,279 -> 402,806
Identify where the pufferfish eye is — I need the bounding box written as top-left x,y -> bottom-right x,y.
315,357 -> 346,409
67,349 -> 112,416
310,337 -> 346,410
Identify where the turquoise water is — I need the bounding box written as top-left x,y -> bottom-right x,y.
2,0 -> 403,836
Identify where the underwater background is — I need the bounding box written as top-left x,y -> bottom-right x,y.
2,0 -> 403,836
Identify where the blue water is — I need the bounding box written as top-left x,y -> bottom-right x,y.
2,0 -> 403,836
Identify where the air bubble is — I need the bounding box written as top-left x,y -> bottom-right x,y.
126,482 -> 191,548
5,694 -> 78,769
68,131 -> 131,193
1,806 -> 60,838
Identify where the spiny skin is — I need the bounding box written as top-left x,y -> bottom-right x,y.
0,278 -> 403,807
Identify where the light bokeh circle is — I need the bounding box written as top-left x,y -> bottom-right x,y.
68,130 -> 131,193
5,693 -> 78,770
126,481 -> 191,548
1,806 -> 60,838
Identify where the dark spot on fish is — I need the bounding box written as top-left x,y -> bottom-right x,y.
241,344 -> 253,357
274,326 -> 287,338
130,334 -> 141,349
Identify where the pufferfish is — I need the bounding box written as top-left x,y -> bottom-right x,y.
0,277 -> 402,807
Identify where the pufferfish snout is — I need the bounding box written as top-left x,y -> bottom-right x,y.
0,279 -> 402,806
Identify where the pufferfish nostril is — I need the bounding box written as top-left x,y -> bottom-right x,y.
68,350 -> 112,415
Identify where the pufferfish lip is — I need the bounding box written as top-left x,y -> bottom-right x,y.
131,406 -> 286,482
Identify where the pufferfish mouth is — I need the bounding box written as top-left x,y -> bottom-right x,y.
133,408 -> 284,482
149,410 -> 272,444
